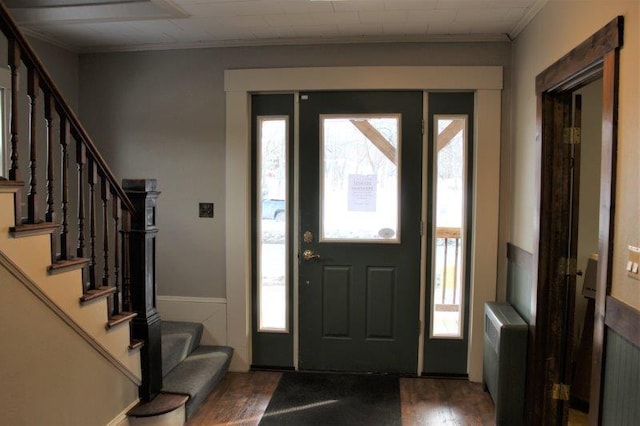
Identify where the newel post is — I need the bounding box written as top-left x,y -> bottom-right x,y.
123,178 -> 162,401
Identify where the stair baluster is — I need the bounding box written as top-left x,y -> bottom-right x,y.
59,115 -> 70,260
8,39 -> 20,184
113,196 -> 122,316
27,67 -> 39,224
76,140 -> 86,260
122,210 -> 132,313
88,158 -> 97,289
102,178 -> 110,288
45,93 -> 55,223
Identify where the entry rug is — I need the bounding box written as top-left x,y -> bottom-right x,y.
259,372 -> 401,426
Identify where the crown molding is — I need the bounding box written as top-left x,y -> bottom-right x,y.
509,0 -> 548,39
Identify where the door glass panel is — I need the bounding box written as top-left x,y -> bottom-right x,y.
431,115 -> 467,338
320,115 -> 400,242
257,117 -> 288,332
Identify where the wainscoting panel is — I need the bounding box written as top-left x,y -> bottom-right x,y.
506,243 -> 533,323
156,296 -> 228,346
601,328 -> 640,425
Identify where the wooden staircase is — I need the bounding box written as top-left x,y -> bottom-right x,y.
0,184 -> 142,380
0,0 -> 163,415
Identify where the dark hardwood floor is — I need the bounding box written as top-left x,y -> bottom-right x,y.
187,372 -> 495,425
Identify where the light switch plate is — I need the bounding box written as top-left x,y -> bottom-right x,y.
199,202 -> 214,218
628,246 -> 640,281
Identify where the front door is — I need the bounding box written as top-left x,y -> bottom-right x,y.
298,91 -> 423,374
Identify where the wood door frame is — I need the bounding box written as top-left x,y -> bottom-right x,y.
531,16 -> 623,425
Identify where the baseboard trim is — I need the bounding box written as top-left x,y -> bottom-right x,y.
107,398 -> 140,426
157,295 -> 227,304
0,250 -> 142,385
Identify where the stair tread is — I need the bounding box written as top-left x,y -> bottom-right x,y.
129,339 -> 144,351
127,392 -> 189,418
80,286 -> 116,303
162,345 -> 233,419
161,321 -> 204,376
106,311 -> 136,329
11,222 -> 59,237
0,180 -> 24,192
48,257 -> 89,275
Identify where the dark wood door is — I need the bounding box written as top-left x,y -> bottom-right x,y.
298,91 -> 423,374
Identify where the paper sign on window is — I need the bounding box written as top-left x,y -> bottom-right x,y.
348,174 -> 377,212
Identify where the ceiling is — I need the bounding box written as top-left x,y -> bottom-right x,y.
5,0 -> 547,52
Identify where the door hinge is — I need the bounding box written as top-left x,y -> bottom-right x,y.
563,127 -> 581,145
552,383 -> 571,401
561,257 -> 579,276
421,119 -> 425,135
418,320 -> 423,334
420,220 -> 424,236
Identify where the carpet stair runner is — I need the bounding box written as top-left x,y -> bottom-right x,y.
128,320 -> 233,422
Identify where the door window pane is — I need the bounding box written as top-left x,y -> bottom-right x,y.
257,117 -> 288,332
431,116 -> 467,338
320,115 -> 400,242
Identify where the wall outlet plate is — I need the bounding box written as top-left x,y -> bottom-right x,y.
199,202 -> 214,218
627,246 -> 639,281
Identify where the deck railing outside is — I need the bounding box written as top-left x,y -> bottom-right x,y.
433,226 -> 463,337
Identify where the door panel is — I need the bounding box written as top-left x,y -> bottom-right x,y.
299,91 -> 422,374
322,266 -> 351,338
366,267 -> 395,339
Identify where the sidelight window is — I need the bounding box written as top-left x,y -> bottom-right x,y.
431,115 -> 468,339
256,116 -> 288,332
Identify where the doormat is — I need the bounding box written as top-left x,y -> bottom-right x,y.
259,372 -> 401,425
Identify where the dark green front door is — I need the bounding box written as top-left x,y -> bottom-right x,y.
298,91 -> 423,374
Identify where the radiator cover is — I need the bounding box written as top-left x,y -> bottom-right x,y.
483,302 -> 528,425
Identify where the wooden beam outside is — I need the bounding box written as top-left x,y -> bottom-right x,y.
349,120 -> 397,165
437,120 -> 464,152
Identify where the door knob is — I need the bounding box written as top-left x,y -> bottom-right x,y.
302,249 -> 321,261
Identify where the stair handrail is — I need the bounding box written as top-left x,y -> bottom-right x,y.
0,1 -> 135,214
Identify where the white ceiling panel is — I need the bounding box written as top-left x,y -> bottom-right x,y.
9,0 -> 547,52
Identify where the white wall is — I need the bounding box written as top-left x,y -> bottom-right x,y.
511,0 -> 640,310
78,42 -> 512,300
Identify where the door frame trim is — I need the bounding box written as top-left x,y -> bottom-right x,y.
531,17 -> 623,425
224,66 -> 502,381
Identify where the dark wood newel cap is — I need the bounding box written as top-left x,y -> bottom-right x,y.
123,178 -> 158,192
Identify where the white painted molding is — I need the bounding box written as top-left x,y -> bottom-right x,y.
156,296 -> 229,348
0,250 -> 142,385
225,66 -> 503,92
467,89 -> 502,382
509,0 -> 548,39
107,398 -> 140,426
21,33 -> 511,54
157,295 -> 227,304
